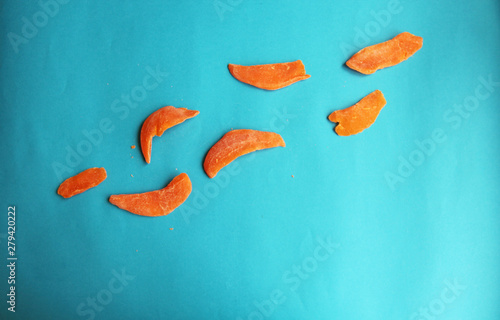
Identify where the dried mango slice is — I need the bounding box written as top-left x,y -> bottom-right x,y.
204,129 -> 285,178
346,32 -> 423,74
328,90 -> 387,136
109,173 -> 192,217
228,60 -> 310,90
141,106 -> 199,164
57,167 -> 107,198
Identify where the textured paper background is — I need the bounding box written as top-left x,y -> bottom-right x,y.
1,0 -> 499,319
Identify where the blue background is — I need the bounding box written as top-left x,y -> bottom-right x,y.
1,0 -> 499,319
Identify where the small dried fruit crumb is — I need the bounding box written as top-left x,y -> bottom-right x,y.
169,228 -> 174,230
291,175 -> 294,178
131,145 -> 136,149
131,174 -> 134,177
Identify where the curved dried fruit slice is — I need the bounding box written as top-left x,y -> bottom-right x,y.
228,60 -> 310,90
204,129 -> 285,178
141,106 -> 199,163
346,32 -> 423,74
328,90 -> 387,136
109,173 -> 192,217
57,167 -> 107,198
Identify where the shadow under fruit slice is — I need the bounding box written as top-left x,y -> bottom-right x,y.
228,60 -> 310,90
141,106 -> 199,163
109,173 -> 192,217
328,90 -> 387,136
204,129 -> 286,178
57,167 -> 107,198
346,32 -> 423,74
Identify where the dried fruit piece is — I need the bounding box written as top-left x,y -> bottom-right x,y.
141,106 -> 199,163
204,129 -> 285,178
346,32 -> 423,74
328,90 -> 387,136
57,167 -> 107,198
109,173 -> 192,217
228,60 -> 310,90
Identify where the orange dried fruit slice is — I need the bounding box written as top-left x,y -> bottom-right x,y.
57,167 -> 107,198
228,60 -> 310,90
346,32 -> 423,74
204,129 -> 285,178
141,106 -> 199,164
109,173 -> 192,217
328,90 -> 387,136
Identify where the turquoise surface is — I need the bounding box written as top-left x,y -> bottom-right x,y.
1,0 -> 499,319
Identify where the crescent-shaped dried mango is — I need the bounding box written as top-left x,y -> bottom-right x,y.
228,60 -> 310,90
57,167 -> 107,198
109,173 -> 192,217
204,129 -> 285,178
346,32 -> 423,74
328,90 -> 387,136
141,106 -> 199,163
